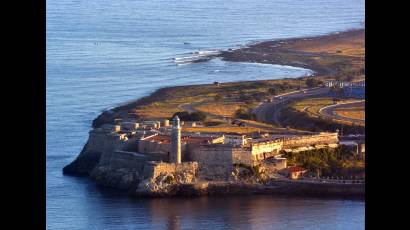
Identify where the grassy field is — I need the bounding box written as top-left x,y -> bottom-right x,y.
221,29 -> 365,82
129,79 -> 303,120
92,29 -> 365,135
183,125 -> 271,134
92,78 -> 306,134
334,106 -> 365,120
194,102 -> 247,117
292,97 -> 356,116
290,97 -> 364,127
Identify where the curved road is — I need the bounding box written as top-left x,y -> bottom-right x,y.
319,100 -> 365,123
253,87 -> 330,125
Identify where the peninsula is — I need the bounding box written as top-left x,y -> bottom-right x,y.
63,29 -> 365,199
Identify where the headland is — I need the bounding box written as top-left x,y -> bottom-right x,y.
63,29 -> 365,199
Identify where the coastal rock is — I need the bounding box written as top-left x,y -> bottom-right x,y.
90,166 -> 140,190
92,110 -> 116,128
62,148 -> 101,176
134,178 -> 176,196
134,170 -> 197,196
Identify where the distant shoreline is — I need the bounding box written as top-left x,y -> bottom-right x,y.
92,28 -> 364,127
219,28 -> 364,76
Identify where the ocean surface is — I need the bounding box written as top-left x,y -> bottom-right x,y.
46,0 -> 365,229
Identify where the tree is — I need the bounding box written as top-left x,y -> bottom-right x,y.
235,108 -> 255,120
171,111 -> 206,121
305,78 -> 323,88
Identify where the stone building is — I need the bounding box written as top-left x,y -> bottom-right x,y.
87,118 -> 339,181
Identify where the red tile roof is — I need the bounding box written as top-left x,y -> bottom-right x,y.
285,166 -> 306,173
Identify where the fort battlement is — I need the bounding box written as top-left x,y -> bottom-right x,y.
70,120 -> 340,188
281,132 -> 338,148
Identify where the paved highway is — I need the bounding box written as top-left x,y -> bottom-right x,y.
319,100 -> 365,123
254,87 -> 330,125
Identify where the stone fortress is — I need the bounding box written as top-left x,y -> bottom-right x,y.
64,114 -> 352,195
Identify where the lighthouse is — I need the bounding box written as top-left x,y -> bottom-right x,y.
171,115 -> 182,163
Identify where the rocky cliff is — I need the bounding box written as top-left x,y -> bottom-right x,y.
62,142 -> 101,176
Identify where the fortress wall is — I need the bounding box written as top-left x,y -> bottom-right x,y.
86,131 -> 110,153
109,151 -> 147,172
232,148 -> 254,165
63,130 -> 128,176
190,145 -> 233,165
138,140 -> 172,154
282,133 -> 338,149
92,133 -> 127,166
122,137 -> 140,152
251,141 -> 283,160
190,145 -> 234,180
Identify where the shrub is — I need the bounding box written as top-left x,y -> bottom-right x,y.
171,111 -> 207,121
251,92 -> 269,101
268,88 -> 277,95
204,121 -> 224,126
305,78 -> 323,88
282,147 -> 363,178
238,92 -> 254,103
235,108 -> 255,120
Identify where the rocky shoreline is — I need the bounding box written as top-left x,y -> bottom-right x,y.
133,180 -> 364,200
63,130 -> 364,199
218,28 -> 364,76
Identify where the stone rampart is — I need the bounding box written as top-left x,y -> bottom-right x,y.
281,132 -> 338,149
138,139 -> 172,154
251,141 -> 283,160
97,133 -> 127,166
63,129 -> 128,175
231,148 -> 254,165
190,145 -> 235,179
122,136 -> 140,152
108,151 -> 148,170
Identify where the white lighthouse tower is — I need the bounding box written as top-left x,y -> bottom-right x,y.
171,115 -> 182,163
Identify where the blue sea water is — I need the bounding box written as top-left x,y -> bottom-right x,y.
46,0 -> 365,229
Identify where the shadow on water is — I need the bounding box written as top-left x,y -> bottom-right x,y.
78,184 -> 364,230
